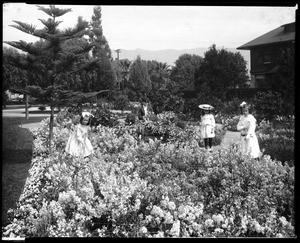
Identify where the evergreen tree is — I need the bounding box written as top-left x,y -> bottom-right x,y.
87,6 -> 116,91
127,55 -> 152,101
4,5 -> 100,155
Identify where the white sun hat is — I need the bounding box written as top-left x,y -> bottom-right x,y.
199,104 -> 214,110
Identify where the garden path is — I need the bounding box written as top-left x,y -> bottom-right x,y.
212,130 -> 240,152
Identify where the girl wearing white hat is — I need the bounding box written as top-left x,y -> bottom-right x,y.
65,111 -> 94,158
237,102 -> 261,159
199,104 -> 216,152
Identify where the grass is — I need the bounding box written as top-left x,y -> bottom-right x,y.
2,116 -> 47,226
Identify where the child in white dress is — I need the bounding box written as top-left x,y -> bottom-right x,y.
65,111 -> 94,158
237,102 -> 261,159
199,104 -> 216,152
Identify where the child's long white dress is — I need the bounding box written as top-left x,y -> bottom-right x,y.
65,123 -> 93,157
200,114 -> 216,138
237,114 -> 261,158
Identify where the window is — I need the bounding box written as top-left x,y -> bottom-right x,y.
262,50 -> 272,64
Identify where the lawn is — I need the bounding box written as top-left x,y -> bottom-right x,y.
2,116 -> 47,226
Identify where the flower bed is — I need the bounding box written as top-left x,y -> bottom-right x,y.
2,113 -> 295,238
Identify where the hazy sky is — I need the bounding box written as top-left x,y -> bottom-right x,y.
3,3 -> 297,58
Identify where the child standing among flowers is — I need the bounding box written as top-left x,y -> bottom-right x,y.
199,104 -> 216,152
65,111 -> 94,158
237,101 -> 261,159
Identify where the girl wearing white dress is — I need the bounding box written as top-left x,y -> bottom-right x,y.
199,104 -> 216,152
65,111 -> 94,158
237,102 -> 261,159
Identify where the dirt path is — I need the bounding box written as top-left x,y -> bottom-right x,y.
213,130 -> 240,152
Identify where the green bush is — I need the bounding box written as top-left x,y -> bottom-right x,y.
90,107 -> 119,127
257,119 -> 294,166
253,91 -> 285,122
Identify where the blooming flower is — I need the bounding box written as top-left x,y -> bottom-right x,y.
170,220 -> 180,237
168,201 -> 176,211
205,219 -> 214,227
212,214 -> 224,225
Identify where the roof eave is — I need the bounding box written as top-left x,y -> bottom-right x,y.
237,39 -> 294,50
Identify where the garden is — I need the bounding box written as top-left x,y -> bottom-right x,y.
2,4 -> 295,238
2,104 -> 295,238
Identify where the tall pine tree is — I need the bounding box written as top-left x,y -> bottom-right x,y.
87,6 -> 117,92
5,5 -> 100,155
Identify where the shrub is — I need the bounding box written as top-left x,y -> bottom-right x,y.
90,107 -> 119,127
253,91 -> 285,122
257,119 -> 294,166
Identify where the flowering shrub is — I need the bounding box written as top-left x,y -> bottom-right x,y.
257,119 -> 294,166
2,112 -> 295,238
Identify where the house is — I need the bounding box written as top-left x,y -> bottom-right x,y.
237,22 -> 295,89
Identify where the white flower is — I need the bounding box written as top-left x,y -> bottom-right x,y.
204,218 -> 214,227
139,226 -> 148,234
168,201 -> 176,211
170,220 -> 180,237
279,216 -> 288,226
151,205 -> 164,218
212,214 -> 224,224
214,228 -> 224,234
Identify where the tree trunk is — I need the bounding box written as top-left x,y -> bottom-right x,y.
25,94 -> 29,119
49,105 -> 54,155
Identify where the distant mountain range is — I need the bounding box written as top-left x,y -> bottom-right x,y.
115,47 -> 251,74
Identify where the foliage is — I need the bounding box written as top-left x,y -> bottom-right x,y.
127,55 -> 152,101
170,54 -> 203,91
87,6 -> 117,91
147,60 -> 170,90
195,44 -> 249,99
89,107 -> 119,128
148,80 -> 185,115
3,47 -> 28,92
2,116 -> 295,237
111,92 -> 131,110
253,91 -> 286,122
4,5 -> 102,154
257,119 -> 294,166
271,46 -> 295,108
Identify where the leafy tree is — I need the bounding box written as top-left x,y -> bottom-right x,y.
126,55 -> 152,101
87,6 -> 117,91
2,47 -> 28,105
4,5 -> 100,154
170,53 -> 203,91
195,44 -> 249,98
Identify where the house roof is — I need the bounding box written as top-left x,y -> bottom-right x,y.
237,22 -> 295,50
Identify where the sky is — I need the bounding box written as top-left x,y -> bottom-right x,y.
2,3 -> 298,58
